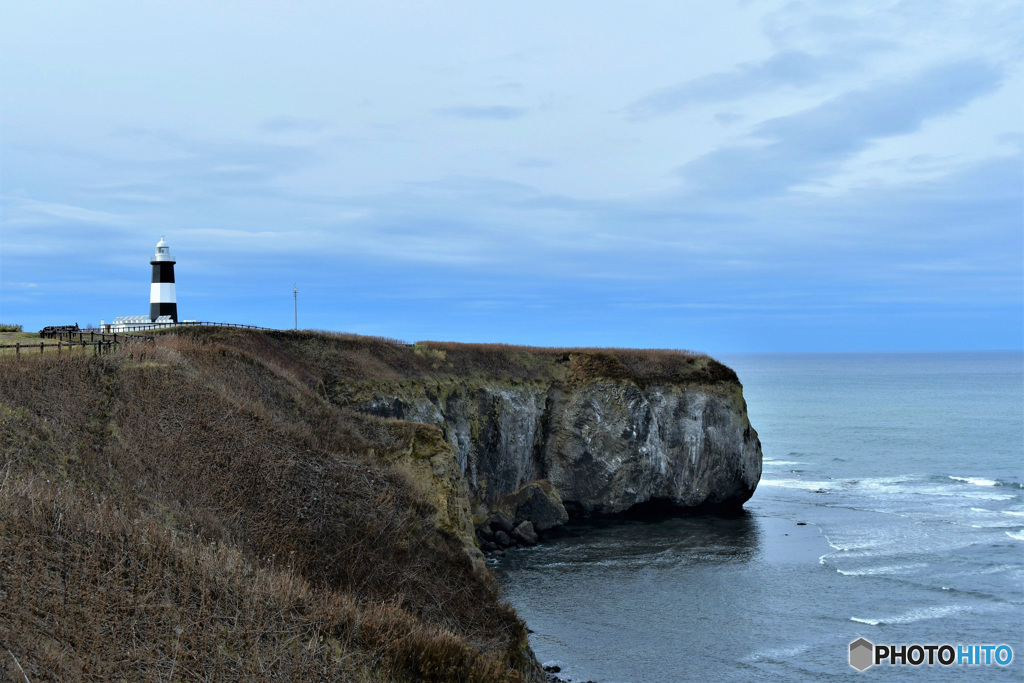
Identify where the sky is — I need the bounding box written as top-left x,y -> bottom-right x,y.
1,0 -> 1021,352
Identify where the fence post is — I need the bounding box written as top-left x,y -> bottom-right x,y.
15,342 -> 19,357
40,342 -> 44,354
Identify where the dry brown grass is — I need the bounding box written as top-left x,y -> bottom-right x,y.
0,334 -> 534,681
169,327 -> 737,387
413,340 -> 737,385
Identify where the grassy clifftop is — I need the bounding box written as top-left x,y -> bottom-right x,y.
181,327 -> 738,391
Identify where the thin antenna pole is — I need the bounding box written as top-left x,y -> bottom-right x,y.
293,283 -> 298,330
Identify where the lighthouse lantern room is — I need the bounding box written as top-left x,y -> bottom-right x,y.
150,237 -> 178,322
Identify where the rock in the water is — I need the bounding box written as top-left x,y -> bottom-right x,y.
488,511 -> 516,535
494,530 -> 513,547
475,521 -> 495,541
511,520 -> 538,546
504,480 -> 569,531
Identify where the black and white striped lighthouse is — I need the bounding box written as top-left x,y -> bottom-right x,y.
150,237 -> 177,322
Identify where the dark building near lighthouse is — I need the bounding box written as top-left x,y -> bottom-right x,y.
150,237 -> 177,322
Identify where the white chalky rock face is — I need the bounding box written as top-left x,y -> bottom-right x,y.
544,383 -> 760,513
352,376 -> 761,518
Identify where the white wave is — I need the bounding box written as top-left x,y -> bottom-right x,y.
1006,530 -> 1024,541
763,460 -> 804,466
943,564 -> 1019,577
820,533 -> 874,554
859,476 -> 913,486
949,476 -> 998,486
757,479 -> 832,492
963,492 -> 1015,501
1002,510 -> 1024,517
851,604 -> 972,626
749,644 -> 811,661
835,562 -> 928,577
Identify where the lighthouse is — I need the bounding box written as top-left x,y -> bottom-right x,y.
150,237 -> 177,322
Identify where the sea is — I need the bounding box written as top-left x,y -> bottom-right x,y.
496,352 -> 1023,681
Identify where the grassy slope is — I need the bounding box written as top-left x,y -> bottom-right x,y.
0,330 -> 534,682
0,328 -> 741,681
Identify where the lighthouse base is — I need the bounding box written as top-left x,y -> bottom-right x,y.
150,303 -> 178,323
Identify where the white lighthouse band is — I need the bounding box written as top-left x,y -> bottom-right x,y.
150,237 -> 178,322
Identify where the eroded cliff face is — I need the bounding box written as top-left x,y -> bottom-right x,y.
341,370 -> 761,534
545,381 -> 761,513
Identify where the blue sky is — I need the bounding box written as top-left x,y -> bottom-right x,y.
1,0 -> 1021,351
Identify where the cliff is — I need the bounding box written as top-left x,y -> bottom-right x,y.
301,337 -> 762,551
0,329 -> 760,681
268,335 -> 757,557
352,375 -> 760,514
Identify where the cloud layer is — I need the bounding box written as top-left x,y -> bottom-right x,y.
678,60 -> 1004,198
0,1 -> 1020,350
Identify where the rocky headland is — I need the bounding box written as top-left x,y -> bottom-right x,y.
329,340 -> 762,558
0,328 -> 760,682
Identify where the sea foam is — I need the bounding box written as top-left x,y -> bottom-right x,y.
850,604 -> 972,626
835,562 -> 928,577
949,476 -> 998,486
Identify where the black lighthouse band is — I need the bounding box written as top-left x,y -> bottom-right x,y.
151,262 -> 175,283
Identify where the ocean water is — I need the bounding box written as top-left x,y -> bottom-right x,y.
497,352 -> 1023,681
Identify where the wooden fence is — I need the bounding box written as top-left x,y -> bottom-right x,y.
40,321 -> 274,339
6,322 -> 276,357
0,335 -> 137,357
